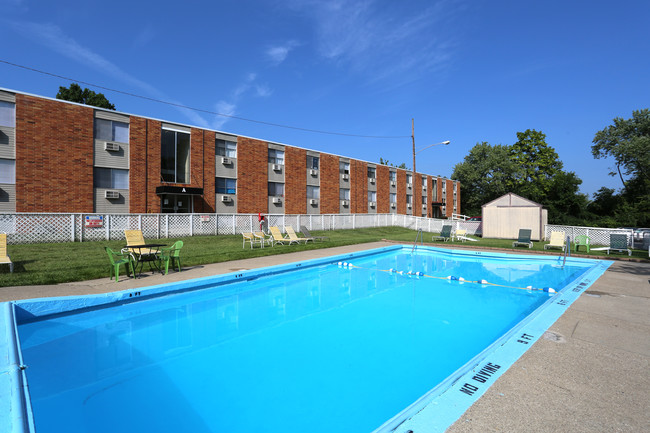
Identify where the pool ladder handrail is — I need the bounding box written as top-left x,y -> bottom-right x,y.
562,236 -> 571,267
412,229 -> 423,253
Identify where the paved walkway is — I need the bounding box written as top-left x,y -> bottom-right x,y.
2,242 -> 648,432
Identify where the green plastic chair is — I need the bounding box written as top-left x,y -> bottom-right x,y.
159,241 -> 183,275
574,235 -> 590,253
433,225 -> 452,242
105,247 -> 135,282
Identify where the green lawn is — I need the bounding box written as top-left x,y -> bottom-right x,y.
0,227 -> 647,287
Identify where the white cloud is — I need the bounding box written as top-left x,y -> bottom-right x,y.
132,24 -> 156,50
266,40 -> 300,65
255,84 -> 273,97
11,20 -> 211,128
288,0 -> 460,85
213,101 -> 236,129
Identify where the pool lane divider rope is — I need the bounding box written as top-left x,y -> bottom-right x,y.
336,262 -> 556,294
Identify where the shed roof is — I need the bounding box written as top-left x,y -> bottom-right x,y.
482,192 -> 543,208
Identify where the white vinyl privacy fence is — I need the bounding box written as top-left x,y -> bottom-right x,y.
0,213 -> 484,245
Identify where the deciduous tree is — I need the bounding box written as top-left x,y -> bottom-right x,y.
56,83 -> 116,110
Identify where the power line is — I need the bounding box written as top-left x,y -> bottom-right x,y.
0,59 -> 410,139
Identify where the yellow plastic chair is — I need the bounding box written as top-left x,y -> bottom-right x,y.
242,232 -> 256,249
124,230 -> 156,255
254,231 -> 273,248
0,233 -> 13,273
285,226 -> 312,243
269,226 -> 296,245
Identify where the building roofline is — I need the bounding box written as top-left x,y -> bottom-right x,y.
1,86 -> 456,182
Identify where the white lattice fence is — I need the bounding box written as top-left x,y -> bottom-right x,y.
545,225 -> 634,247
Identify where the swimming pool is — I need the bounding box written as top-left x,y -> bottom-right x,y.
1,246 -> 612,432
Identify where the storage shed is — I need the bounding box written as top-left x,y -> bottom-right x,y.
481,193 -> 547,241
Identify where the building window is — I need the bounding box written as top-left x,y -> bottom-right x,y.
340,162 -> 350,175
367,167 -> 376,179
0,159 -> 15,184
422,196 -> 427,204
406,195 -> 412,204
0,102 -> 15,128
268,182 -> 284,197
161,129 -> 190,183
94,167 -> 129,189
307,185 -> 320,199
94,119 -> 129,143
368,191 -> 376,202
307,155 -> 319,170
406,174 -> 412,184
389,171 -> 396,181
389,193 -> 396,203
216,139 -> 237,158
268,149 -> 284,165
216,177 -> 236,194
340,188 -> 350,200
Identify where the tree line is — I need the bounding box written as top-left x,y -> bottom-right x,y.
451,110 -> 649,227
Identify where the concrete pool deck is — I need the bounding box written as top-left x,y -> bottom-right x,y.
1,241 -> 648,432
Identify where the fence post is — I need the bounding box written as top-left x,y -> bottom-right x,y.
232,215 -> 236,234
165,215 -> 169,238
190,214 -> 194,237
106,215 -> 110,241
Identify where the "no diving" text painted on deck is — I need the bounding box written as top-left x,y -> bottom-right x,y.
459,362 -> 502,396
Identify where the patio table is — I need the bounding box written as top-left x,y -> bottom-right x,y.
123,243 -> 167,277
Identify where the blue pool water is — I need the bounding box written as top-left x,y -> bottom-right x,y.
16,247 -> 599,432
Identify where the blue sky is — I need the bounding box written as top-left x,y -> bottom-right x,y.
1,0 -> 648,197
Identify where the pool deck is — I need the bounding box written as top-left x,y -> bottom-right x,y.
1,241 -> 649,432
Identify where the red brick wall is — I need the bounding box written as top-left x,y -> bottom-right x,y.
237,137 -> 268,213
446,179 -> 454,217
15,95 -> 94,212
376,165 -> 390,213
202,130 -> 216,213
396,169 -> 406,214
426,175 -> 433,217
320,153 -> 339,214
146,119 -> 162,213
285,146 -> 306,214
129,116 -> 147,213
413,173 -> 422,213
351,159 -> 367,214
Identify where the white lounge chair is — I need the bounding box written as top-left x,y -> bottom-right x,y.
544,231 -> 566,252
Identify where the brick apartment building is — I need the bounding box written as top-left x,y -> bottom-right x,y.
0,88 -> 460,217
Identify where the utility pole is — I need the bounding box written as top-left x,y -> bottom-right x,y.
411,118 -> 416,174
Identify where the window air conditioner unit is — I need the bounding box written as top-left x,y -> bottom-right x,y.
390,203 -> 396,208
272,197 -> 282,204
221,157 -> 232,165
369,202 -> 376,208
104,142 -> 120,152
309,199 -> 319,205
272,164 -> 282,171
341,200 -> 349,206
369,178 -> 375,184
221,195 -> 233,203
422,203 -> 427,208
310,169 -> 319,176
342,174 -> 349,180
407,183 -> 413,189
407,204 -> 412,209
104,190 -> 119,199
390,181 -> 396,187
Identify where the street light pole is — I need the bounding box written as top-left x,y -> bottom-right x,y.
412,118 -> 416,174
